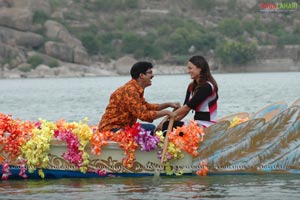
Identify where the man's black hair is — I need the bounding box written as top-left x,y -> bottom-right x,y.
130,61 -> 153,79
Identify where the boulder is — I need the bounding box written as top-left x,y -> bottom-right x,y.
44,41 -> 90,65
73,46 -> 90,65
85,65 -> 117,76
30,64 -> 55,77
57,27 -> 83,48
1,71 -> 21,78
242,14 -> 255,22
0,27 -> 14,45
0,26 -> 44,48
10,0 -> 51,15
27,51 -> 61,65
0,42 -> 20,61
51,10 -> 64,20
53,65 -> 83,77
44,20 -> 83,48
15,32 -> 44,48
114,56 -> 137,75
17,62 -> 31,72
0,0 -> 10,7
11,52 -> 27,67
44,20 -> 89,64
44,20 -> 64,39
45,41 -> 73,63
236,0 -> 257,10
0,8 -> 32,31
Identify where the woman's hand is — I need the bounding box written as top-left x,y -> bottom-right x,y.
155,122 -> 164,132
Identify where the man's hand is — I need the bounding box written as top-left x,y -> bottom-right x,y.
169,102 -> 181,109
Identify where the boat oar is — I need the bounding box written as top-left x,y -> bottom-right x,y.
160,117 -> 175,164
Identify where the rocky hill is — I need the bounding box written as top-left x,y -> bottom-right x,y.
0,0 -> 300,78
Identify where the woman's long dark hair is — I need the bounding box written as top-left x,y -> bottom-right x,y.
188,55 -> 218,93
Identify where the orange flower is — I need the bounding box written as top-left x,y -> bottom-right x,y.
168,120 -> 204,156
196,160 -> 209,176
56,119 -> 76,131
91,130 -> 114,155
0,113 -> 34,161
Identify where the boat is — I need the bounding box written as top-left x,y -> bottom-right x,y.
0,141 -> 194,179
1,99 -> 300,179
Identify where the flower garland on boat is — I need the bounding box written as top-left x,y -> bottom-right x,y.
155,120 -> 205,175
156,131 -> 184,175
0,113 -> 35,180
0,113 -> 34,161
0,114 -> 94,179
156,131 -> 184,163
91,130 -> 114,156
168,120 -> 204,157
1,113 -> 207,179
66,118 -> 93,173
20,119 -> 56,178
111,123 -> 140,168
91,123 -> 160,168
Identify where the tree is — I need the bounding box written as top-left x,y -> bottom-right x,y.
216,41 -> 257,65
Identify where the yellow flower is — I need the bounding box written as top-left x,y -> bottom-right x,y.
229,116 -> 249,128
20,119 -> 56,178
38,169 -> 45,179
165,162 -> 173,175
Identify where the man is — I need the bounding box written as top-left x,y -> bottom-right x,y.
98,61 -> 179,133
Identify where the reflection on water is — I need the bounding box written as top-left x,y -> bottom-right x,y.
1,175 -> 300,199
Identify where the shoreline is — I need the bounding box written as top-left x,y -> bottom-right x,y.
1,64 -> 300,79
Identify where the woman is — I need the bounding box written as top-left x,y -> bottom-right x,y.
160,55 -> 218,132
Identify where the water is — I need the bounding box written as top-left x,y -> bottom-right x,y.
0,72 -> 299,125
1,175 -> 300,199
1,72 -> 300,199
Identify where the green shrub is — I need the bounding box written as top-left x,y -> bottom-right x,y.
121,32 -> 142,54
134,44 -> 163,60
1,57 -> 12,66
125,0 -> 138,9
218,19 -> 243,38
192,0 -> 215,10
80,33 -> 100,55
242,20 -> 256,34
216,41 -> 257,65
294,22 -> 300,34
18,65 -> 32,72
85,0 -> 138,11
92,31 -> 124,59
165,28 -> 191,54
28,55 -> 43,69
47,60 -> 59,68
120,32 -> 163,59
32,11 -> 49,24
278,33 -> 300,45
49,0 -> 68,10
263,21 -> 286,37
227,0 -> 237,10
172,55 -> 189,65
192,33 -> 218,52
